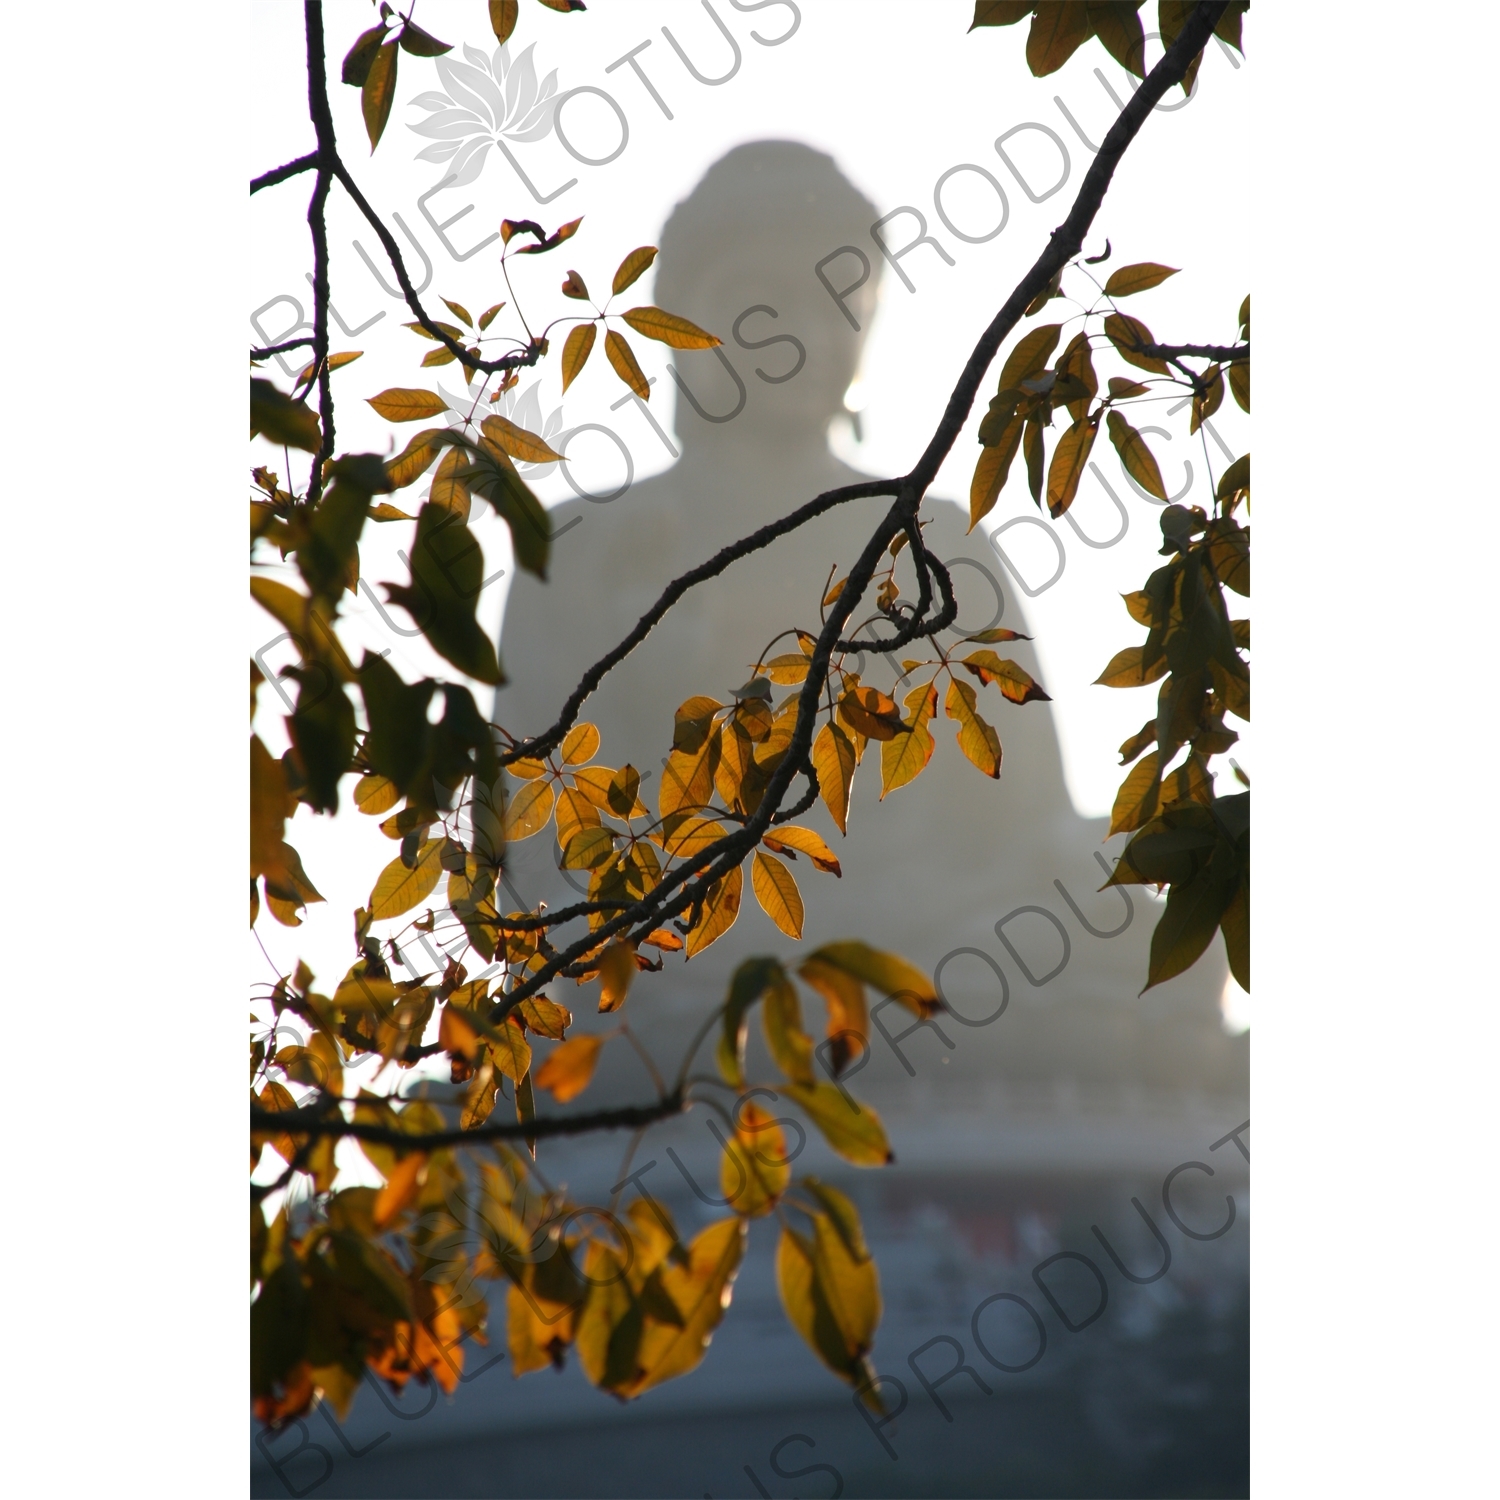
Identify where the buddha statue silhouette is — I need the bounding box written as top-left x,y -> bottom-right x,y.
493,141 -> 1244,1118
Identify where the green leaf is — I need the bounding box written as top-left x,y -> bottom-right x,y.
1106,410 -> 1169,500
1228,358 -> 1249,412
1144,868 -> 1237,992
445,433 -> 551,580
717,957 -> 784,1087
762,972 -> 816,1084
1095,644 -> 1168,688
969,2 -> 1033,28
1104,262 -> 1179,297
1220,866 -> 1249,990
969,411 -> 1025,530
250,378 -> 319,451
489,0 -> 519,44
1026,1 -> 1093,76
1090,2 -> 1146,76
342,22 -> 391,86
381,503 -> 504,684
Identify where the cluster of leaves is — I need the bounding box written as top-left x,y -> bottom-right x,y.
251,938 -> 931,1419
1095,421 -> 1249,993
344,0 -> 587,153
971,0 -> 1248,91
251,0 -> 1249,1432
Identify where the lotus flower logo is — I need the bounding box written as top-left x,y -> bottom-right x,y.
430,373 -> 566,486
408,43 -> 559,188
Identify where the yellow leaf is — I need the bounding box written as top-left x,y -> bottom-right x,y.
653,814 -> 728,859
367,387 -> 447,421
797,957 -> 869,1073
481,413 -> 564,464
534,1034 -> 603,1102
562,722 -> 600,765
969,412 -> 1025,530
619,306 -> 720,349
686,865 -> 743,957
604,329 -> 650,399
554,785 -> 601,849
959,650 -> 1050,704
438,1001 -> 482,1061
813,722 -> 856,834
1045,413 -> 1098,518
721,1100 -> 789,1217
1095,645 -> 1168,688
597,941 -> 636,1013
804,940 -> 937,1018
782,1082 -> 891,1166
361,39 -> 399,150
368,838 -> 444,920
761,825 -> 842,876
752,852 -> 804,939
759,653 -> 811,685
660,728 -> 721,818
384,426 -> 447,489
879,682 -> 937,799
373,1151 -> 426,1227
503,778 -> 555,840
488,0 -> 518,44
643,928 -> 684,952
612,246 -> 658,296
1104,262 -> 1180,297
945,678 -> 1001,778
838,686 -> 905,742
562,826 -> 615,869
560,322 -> 595,393
822,576 -> 847,607
489,1015 -> 532,1084
1108,749 -> 1161,837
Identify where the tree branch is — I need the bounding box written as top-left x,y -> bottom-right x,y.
251,151 -> 320,194
251,1087 -> 686,1151
903,0 -> 1231,498
1138,340 -> 1247,363
251,338 -> 317,360
304,2 -> 336,497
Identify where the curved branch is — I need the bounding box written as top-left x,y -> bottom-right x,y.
500,477 -> 902,766
1138,340 -> 1247,363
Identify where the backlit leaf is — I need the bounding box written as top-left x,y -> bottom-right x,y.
1025,1 -> 1093,75
1095,644 -> 1168,687
1045,413 -> 1098,518
1090,2 -> 1146,75
1144,868 -> 1236,992
354,774 -> 400,815
620,306 -> 721,350
721,1100 -> 789,1217
489,0 -> 519,43
597,941 -> 636,1012
561,269 -> 589,301
969,412 -> 1025,529
752,852 -> 804,939
803,941 -> 937,1018
368,387 -> 448,422
361,40 -> 399,151
685,865 -> 742,957
503,778 -> 554,840
397,19 -> 452,57
1104,313 -> 1169,375
1108,375 -> 1149,398
612,246 -> 658,296
880,682 -> 937,798
562,723 -> 600,765
562,826 -> 615,870
999,324 -> 1062,390
560,322 -> 596,393
604,329 -> 650,398
384,426 -> 447,489
1220,871 -> 1249,991
534,1034 -> 603,1102
960,651 -> 1050,704
945,678 -> 1001,778
782,1082 -> 892,1166
1108,749 -> 1161,837
342,21 -> 391,85
813,722 -> 856,833
368,837 -> 444,919
761,825 -> 842,876
838,686 -> 904,742
1106,410 -> 1168,500
478,412 -> 564,466
1228,358 -> 1249,412
1105,262 -> 1179,297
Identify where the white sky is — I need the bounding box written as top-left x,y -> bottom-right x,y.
250,0 -> 1250,1009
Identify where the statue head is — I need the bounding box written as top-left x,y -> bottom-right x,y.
655,140 -> 881,450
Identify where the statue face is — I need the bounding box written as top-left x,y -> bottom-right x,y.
663,242 -> 875,439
